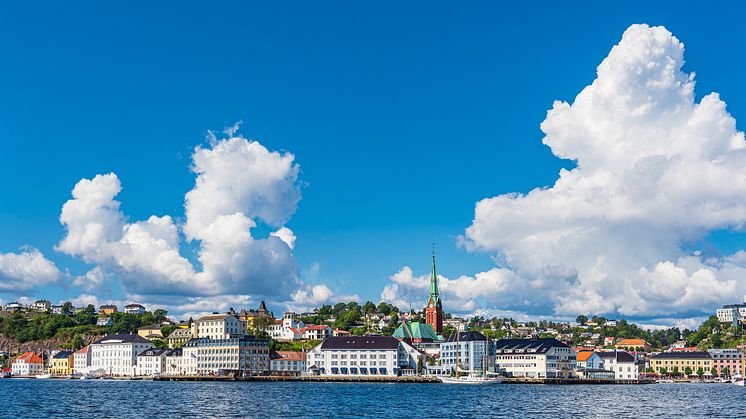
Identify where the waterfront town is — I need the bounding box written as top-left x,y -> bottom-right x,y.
1,254 -> 744,384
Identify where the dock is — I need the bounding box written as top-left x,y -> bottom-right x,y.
154,375 -> 653,384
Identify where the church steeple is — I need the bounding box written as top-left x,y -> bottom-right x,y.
425,243 -> 443,335
429,244 -> 440,306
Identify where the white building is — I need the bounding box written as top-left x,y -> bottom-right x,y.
269,312 -> 306,341
51,305 -> 64,315
435,331 -> 494,375
89,334 -> 154,376
136,348 -> 168,376
164,348 -> 192,376
597,350 -> 638,380
33,300 -> 51,312
4,301 -> 23,311
124,303 -> 146,315
306,336 -> 423,377
270,350 -> 307,375
493,338 -> 577,378
717,296 -> 746,325
301,325 -> 333,341
181,336 -> 270,376
73,346 -> 92,375
194,314 -> 245,340
11,352 -> 44,376
97,317 -> 113,327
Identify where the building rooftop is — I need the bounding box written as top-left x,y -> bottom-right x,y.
74,346 -> 89,354
125,303 -> 145,308
321,336 -> 400,350
197,314 -> 233,321
615,338 -> 649,346
93,334 -> 152,345
651,351 -> 712,359
576,351 -> 595,362
137,348 -> 168,357
16,352 -> 43,364
270,350 -> 307,361
138,324 -> 162,331
597,350 -> 636,363
494,338 -> 571,354
392,321 -> 437,341
53,350 -> 74,359
445,331 -> 488,343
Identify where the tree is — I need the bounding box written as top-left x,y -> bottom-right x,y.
576,315 -> 588,326
417,356 -> 423,375
153,309 -> 168,324
722,367 -> 730,377
70,334 -> 84,350
150,339 -> 168,349
696,367 -> 704,378
660,367 -> 667,376
684,366 -> 692,376
61,302 -> 74,315
672,366 -> 679,377
710,367 -> 718,377
362,301 -> 376,316
160,325 -> 178,338
252,316 -> 274,338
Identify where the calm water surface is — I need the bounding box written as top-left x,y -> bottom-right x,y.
1,380 -> 743,418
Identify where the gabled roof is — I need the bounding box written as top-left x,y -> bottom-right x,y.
303,325 -> 331,331
74,346 -> 89,354
53,350 -> 74,359
197,314 -> 234,321
16,352 -> 43,364
138,324 -> 162,331
137,348 -> 168,357
616,338 -> 649,346
597,350 -> 636,363
270,350 -> 307,361
166,348 -> 183,357
321,336 -> 400,350
392,321 -> 437,341
125,303 -> 144,308
576,351 -> 596,362
93,334 -> 152,345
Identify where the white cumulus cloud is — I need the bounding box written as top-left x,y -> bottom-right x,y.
0,248 -> 62,291
56,132 -> 303,299
383,24 -> 746,323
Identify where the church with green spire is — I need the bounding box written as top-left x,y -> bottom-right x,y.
424,246 -> 443,334
391,246 -> 445,343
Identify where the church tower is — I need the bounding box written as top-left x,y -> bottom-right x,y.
425,245 -> 443,335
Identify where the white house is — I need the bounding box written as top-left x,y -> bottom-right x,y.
136,348 -> 168,376
4,302 -> 23,312
97,317 -> 113,327
89,334 -> 154,376
11,352 -> 44,376
124,303 -> 146,315
577,351 -> 605,369
73,346 -> 92,375
493,338 -> 577,378
717,296 -> 746,325
33,300 -> 51,312
269,312 -> 306,341
270,350 -> 307,375
306,336 -> 423,377
163,348 -> 192,376
301,325 -> 333,341
194,314 -> 245,340
597,350 -> 638,380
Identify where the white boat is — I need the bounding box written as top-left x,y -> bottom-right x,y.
439,373 -> 503,385
656,379 -> 675,384
35,373 -> 53,379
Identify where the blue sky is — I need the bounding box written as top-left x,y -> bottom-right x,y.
2,2 -> 746,324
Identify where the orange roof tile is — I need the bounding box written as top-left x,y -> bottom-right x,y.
616,338 -> 648,346
576,351 -> 595,362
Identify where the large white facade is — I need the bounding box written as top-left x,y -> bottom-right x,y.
306,336 -> 422,377
89,334 -> 154,376
269,312 -> 306,341
493,338 -> 577,378
194,314 -> 244,340
11,352 -> 43,376
181,336 -> 270,376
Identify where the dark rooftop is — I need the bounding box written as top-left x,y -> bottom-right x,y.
321,336 -> 400,350
137,348 -> 168,357
494,338 -> 571,354
597,350 -> 636,363
650,351 -> 712,359
445,331 -> 487,342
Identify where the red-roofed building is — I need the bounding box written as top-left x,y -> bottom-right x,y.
12,351 -> 44,376
270,350 -> 307,375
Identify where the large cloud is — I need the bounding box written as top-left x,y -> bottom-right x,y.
0,248 -> 62,291
56,134 -> 302,299
384,24 -> 746,321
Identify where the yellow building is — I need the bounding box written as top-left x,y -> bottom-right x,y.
49,350 -> 74,376
649,351 -> 712,375
235,301 -> 273,333
99,305 -> 118,315
137,324 -> 164,340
